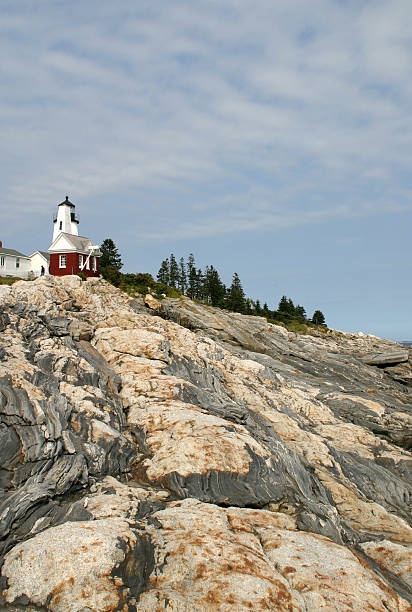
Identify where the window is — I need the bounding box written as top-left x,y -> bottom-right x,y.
86,256 -> 90,270
59,255 -> 66,268
16,258 -> 20,268
78,254 -> 83,268
59,221 -> 62,230
0,256 -> 4,267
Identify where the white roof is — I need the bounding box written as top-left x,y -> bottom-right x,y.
48,233 -> 95,253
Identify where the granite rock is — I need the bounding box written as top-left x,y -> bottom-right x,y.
0,278 -> 411,610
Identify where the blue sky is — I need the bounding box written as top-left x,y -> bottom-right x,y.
1,0 -> 412,339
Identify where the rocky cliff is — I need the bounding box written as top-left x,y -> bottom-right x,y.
0,276 -> 410,611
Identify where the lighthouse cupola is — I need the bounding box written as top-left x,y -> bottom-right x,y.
52,196 -> 79,242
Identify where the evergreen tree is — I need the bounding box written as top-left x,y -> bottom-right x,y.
100,238 -> 123,270
295,305 -> 306,322
196,268 -> 204,300
157,259 -> 170,285
178,257 -> 187,293
227,272 -> 246,313
187,254 -> 197,299
169,254 -> 179,288
245,298 -> 253,315
312,310 -> 326,325
255,299 -> 262,315
206,265 -> 226,307
263,302 -> 270,316
278,295 -> 289,313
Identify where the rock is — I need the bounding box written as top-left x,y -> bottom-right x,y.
362,350 -> 409,367
360,539 -> 412,590
0,278 -> 411,609
68,319 -> 94,341
144,293 -> 161,311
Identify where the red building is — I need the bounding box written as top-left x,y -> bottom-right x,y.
48,197 -> 101,278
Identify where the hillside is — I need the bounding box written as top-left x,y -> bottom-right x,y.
0,276 -> 411,611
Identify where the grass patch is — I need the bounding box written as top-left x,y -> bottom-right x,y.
0,276 -> 29,285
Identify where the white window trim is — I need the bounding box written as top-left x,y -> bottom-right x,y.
16,257 -> 20,268
79,254 -> 84,268
59,255 -> 66,268
92,256 -> 97,271
0,256 -> 4,267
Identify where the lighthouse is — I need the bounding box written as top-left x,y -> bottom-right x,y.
52,196 -> 79,242
48,197 -> 101,277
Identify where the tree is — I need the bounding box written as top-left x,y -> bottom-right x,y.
312,310 -> 326,325
100,238 -> 123,270
205,265 -> 226,307
278,295 -> 290,313
169,254 -> 179,288
157,259 -> 170,285
178,257 -> 187,294
187,254 -> 197,299
227,272 -> 246,313
196,268 -> 204,300
255,299 -> 262,315
101,265 -> 122,287
295,305 -> 306,322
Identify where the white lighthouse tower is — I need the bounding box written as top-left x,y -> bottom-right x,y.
52,196 -> 79,242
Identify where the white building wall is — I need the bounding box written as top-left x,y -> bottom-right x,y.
30,253 -> 49,277
0,255 -> 31,278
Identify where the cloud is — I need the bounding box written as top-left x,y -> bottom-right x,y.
1,0 -> 412,244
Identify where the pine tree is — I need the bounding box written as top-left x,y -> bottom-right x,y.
263,302 -> 270,316
178,257 -> 187,294
169,254 -> 179,288
100,239 -> 123,270
187,254 -> 197,299
227,272 -> 246,313
312,310 -> 326,325
206,265 -> 225,307
278,295 -> 289,313
295,305 -> 306,322
196,268 -> 204,300
254,299 -> 262,315
157,259 -> 170,285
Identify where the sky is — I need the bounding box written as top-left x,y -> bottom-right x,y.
1,0 -> 412,340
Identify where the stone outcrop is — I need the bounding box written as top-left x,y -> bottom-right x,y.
0,277 -> 411,610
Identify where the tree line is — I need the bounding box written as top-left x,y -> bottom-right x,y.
98,240 -> 326,327
157,253 -> 326,326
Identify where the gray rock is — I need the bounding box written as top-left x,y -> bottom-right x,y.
362,350 -> 409,366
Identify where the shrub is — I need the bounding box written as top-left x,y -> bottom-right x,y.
102,265 -> 122,287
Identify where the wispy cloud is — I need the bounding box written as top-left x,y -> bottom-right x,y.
1,0 -> 412,244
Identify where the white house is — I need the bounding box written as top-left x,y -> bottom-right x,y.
0,243 -> 31,278
29,251 -> 50,277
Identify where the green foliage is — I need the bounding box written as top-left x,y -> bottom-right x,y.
102,265 -> 122,287
312,310 -> 326,325
153,253 -> 328,335
178,257 -> 187,293
77,271 -> 87,281
100,238 -> 123,270
157,259 -> 170,285
227,272 -> 246,313
169,254 -> 179,288
0,276 -> 28,285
